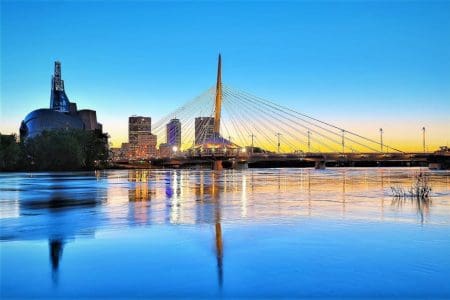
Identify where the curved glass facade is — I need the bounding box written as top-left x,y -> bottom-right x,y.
20,109 -> 84,139
20,61 -> 104,141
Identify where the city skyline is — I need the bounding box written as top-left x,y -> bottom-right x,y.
1,2 -> 450,298
1,1 -> 450,151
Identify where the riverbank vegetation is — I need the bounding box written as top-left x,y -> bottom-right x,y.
390,172 -> 432,199
0,129 -> 109,171
391,172 -> 432,223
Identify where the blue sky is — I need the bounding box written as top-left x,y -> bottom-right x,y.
1,0 -> 449,149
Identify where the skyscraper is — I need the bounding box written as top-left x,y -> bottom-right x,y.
166,118 -> 181,148
129,116 -> 151,145
128,116 -> 156,159
195,117 -> 215,145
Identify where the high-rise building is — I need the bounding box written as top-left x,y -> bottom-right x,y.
166,118 -> 181,148
127,116 -> 157,160
129,116 -> 151,145
195,117 -> 215,145
148,134 -> 158,158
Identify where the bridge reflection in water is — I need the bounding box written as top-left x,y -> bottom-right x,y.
127,170 -> 226,286
1,168 -> 449,292
121,168 -> 449,287
123,168 -> 448,226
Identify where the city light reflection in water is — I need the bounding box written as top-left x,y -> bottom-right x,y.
1,168 -> 450,298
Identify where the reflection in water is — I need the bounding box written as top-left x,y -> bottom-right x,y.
0,173 -> 104,285
49,239 -> 64,284
241,174 -> 248,218
391,195 -> 431,224
2,168 -> 449,231
125,169 -> 226,287
128,170 -> 153,225
1,168 -> 450,293
212,172 -> 224,288
19,173 -> 104,210
215,221 -> 224,288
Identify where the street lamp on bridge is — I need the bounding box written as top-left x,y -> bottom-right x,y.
422,126 -> 426,153
275,133 -> 282,153
379,128 -> 383,153
307,130 -> 311,153
249,133 -> 256,154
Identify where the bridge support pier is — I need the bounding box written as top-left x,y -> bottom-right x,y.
213,160 -> 223,171
315,160 -> 326,170
429,162 -> 446,170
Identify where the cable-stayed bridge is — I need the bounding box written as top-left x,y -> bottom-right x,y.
153,85 -> 402,154
148,55 -> 435,169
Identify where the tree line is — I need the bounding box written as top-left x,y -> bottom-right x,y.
0,129 -> 109,171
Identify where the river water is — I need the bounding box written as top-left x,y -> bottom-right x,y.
1,168 -> 449,298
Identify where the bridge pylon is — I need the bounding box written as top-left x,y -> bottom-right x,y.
214,54 -> 222,135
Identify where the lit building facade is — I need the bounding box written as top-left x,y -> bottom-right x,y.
195,117 -> 215,145
127,116 -> 157,160
166,118 -> 181,148
111,143 -> 132,161
136,132 -> 157,158
129,116 -> 151,145
159,143 -> 172,158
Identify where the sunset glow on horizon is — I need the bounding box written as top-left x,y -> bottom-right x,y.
1,1 -> 449,152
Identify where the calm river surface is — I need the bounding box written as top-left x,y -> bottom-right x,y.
1,167 -> 450,298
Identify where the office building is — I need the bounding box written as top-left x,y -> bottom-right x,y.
195,117 -> 214,145
129,116 -> 151,145
166,118 -> 181,148
127,116 -> 157,160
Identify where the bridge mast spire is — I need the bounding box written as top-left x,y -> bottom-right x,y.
214,54 -> 222,135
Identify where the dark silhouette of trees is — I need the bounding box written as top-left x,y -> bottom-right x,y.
0,129 -> 109,171
0,134 -> 22,170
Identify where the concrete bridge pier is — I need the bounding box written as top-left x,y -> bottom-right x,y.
315,160 -> 326,170
213,159 -> 248,170
213,160 -> 223,171
237,161 -> 248,169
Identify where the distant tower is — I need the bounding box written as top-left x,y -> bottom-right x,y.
166,118 -> 181,148
422,127 -> 426,152
50,61 -> 71,112
213,54 -> 222,136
